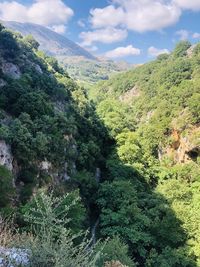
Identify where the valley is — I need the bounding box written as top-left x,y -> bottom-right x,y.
0,22 -> 200,267
2,21 -> 131,84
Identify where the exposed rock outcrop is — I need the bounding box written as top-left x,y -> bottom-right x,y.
34,63 -> 43,74
1,62 -> 21,79
158,126 -> 200,164
39,159 -> 75,183
0,79 -> 6,88
187,44 -> 197,58
0,247 -> 29,267
39,160 -> 52,172
119,86 -> 140,103
0,140 -> 13,171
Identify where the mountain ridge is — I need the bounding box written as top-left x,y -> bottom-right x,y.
2,20 -> 97,60
2,20 -> 132,84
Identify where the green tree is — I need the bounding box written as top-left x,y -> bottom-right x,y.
23,34 -> 40,50
96,237 -> 136,267
173,41 -> 191,58
0,166 -> 16,214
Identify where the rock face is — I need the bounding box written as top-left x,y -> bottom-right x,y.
0,79 -> 6,88
0,140 -> 13,171
34,63 -> 43,74
0,247 -> 30,267
39,160 -> 52,172
2,21 -> 97,60
1,62 -> 21,79
158,127 -> 200,164
39,160 -> 74,182
119,86 -> 140,103
187,44 -> 197,58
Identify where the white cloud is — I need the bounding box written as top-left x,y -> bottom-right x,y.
193,32 -> 200,39
51,24 -> 66,34
148,46 -> 170,57
85,46 -> 98,52
105,45 -> 141,58
0,0 -> 73,32
79,27 -> 127,46
173,0 -> 200,10
89,0 -> 181,33
90,5 -> 124,28
122,0 -> 181,32
175,29 -> 189,40
0,1 -> 28,22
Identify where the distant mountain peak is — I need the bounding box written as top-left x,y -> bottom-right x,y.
2,20 -> 97,61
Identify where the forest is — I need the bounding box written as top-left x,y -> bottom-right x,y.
0,23 -> 200,267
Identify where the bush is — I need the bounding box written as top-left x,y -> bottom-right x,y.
96,237 -> 136,267
23,191 -> 100,267
0,166 -> 15,209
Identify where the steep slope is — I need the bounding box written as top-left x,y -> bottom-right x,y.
91,41 -> 200,266
58,56 -> 131,84
2,21 -> 131,84
1,24 -> 200,267
92,41 -> 200,171
2,20 -> 96,60
0,23 -> 107,216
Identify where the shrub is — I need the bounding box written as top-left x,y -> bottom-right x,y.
0,166 -> 16,209
22,191 -> 100,267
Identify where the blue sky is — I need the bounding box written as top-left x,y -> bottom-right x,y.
0,0 -> 200,63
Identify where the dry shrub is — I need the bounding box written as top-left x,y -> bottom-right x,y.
105,260 -> 128,267
0,216 -> 27,248
0,217 -> 15,247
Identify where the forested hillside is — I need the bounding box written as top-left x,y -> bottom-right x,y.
2,21 -> 130,84
0,24 -> 108,232
90,40 -> 200,266
0,23 -> 200,267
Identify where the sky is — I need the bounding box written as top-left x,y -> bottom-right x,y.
0,0 -> 200,63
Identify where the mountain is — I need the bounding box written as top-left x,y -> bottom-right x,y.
57,56 -> 131,84
1,22 -> 200,267
91,41 -> 200,265
2,21 -> 131,84
2,20 -> 96,60
92,41 -> 200,170
0,22 -> 107,213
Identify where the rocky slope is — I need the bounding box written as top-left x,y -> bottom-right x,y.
0,23 -> 106,214
2,21 -> 131,84
1,26 -> 200,266
92,41 -> 200,175
2,21 -> 96,60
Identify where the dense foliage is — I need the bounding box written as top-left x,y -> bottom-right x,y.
90,41 -> 200,266
0,24 -> 107,224
57,56 -> 130,85
0,24 -> 200,267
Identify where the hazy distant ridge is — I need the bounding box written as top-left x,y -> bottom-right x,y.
2,20 -> 97,60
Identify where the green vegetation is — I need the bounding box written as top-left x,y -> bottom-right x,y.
90,40 -> 200,266
0,166 -> 16,215
57,56 -> 131,85
0,192 -> 100,267
0,24 -> 200,266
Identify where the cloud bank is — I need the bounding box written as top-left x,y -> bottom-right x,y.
79,27 -> 128,46
105,45 -> 141,58
0,0 -> 74,33
148,46 -> 170,57
173,0 -> 200,10
89,0 -> 182,33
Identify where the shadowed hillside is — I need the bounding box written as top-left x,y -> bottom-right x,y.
0,24 -> 199,266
